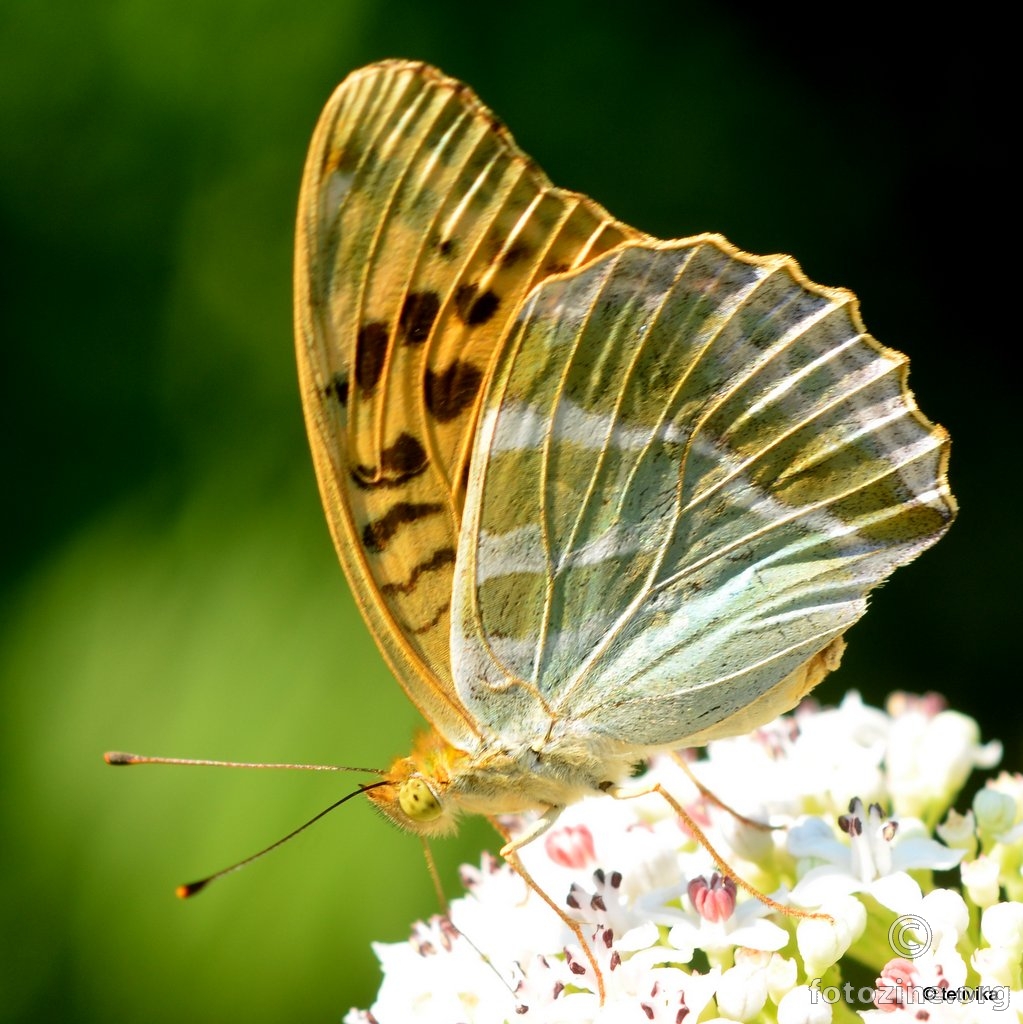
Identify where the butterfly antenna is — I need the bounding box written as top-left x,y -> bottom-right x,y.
103,751 -> 387,774
103,751 -> 391,896
175,780 -> 392,897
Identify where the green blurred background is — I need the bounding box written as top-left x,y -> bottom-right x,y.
0,3 -> 1011,1021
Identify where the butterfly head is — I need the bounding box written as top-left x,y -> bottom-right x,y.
366,731 -> 467,837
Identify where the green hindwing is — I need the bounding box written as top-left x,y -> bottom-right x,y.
453,238 -> 954,749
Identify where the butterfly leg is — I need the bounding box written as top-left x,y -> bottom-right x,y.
497,804 -> 562,858
609,780 -> 830,922
670,753 -> 776,832
489,816 -> 607,1005
419,836 -> 450,914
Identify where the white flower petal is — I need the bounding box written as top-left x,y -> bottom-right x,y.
974,788 -> 1019,838
665,920 -> 700,961
888,709 -> 1001,819
961,856 -> 1002,909
790,865 -> 860,906
716,962 -> 768,1021
866,870 -> 924,913
917,887 -> 970,945
796,896 -> 866,977
616,920 -> 659,953
890,835 -> 963,872
935,808 -> 977,854
766,953 -> 799,1003
981,901 -> 1023,954
727,917 -> 790,952
777,984 -> 833,1024
787,817 -> 849,861
972,945 -> 1021,989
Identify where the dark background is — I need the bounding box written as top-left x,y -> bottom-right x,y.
0,3 -> 1012,1021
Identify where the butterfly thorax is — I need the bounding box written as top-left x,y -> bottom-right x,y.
366,727 -> 637,838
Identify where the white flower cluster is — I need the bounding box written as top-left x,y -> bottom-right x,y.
346,693 -> 1022,1023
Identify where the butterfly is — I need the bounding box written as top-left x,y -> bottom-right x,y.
292,58 -> 955,960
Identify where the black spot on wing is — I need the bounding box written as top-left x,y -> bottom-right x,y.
425,360 -> 484,422
382,432 -> 428,475
324,372 -> 349,407
355,323 -> 389,394
351,432 -> 429,489
411,599 -> 450,635
500,241 -> 529,267
380,547 -> 456,595
399,291 -> 441,345
323,135 -> 363,177
362,501 -> 444,553
454,282 -> 500,326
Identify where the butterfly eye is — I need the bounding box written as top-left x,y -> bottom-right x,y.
398,777 -> 443,822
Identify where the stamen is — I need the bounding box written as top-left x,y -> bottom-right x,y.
687,872 -> 737,923
840,796 -> 899,881
566,949 -> 587,976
